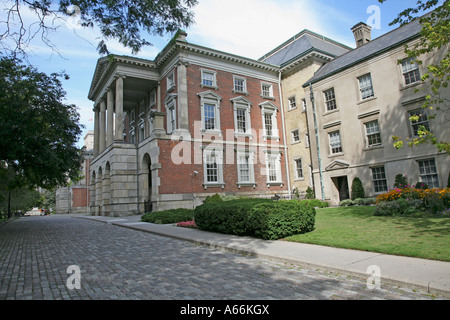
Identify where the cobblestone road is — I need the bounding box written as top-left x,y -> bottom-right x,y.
0,215 -> 447,301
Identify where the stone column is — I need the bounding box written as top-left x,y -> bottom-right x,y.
107,89 -> 114,146
93,107 -> 100,156
177,61 -> 189,130
115,75 -> 125,141
99,99 -> 106,152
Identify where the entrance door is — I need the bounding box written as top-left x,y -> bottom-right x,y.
337,176 -> 349,201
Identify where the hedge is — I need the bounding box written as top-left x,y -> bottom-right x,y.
194,199 -> 316,240
141,208 -> 194,224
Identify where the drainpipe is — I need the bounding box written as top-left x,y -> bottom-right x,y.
278,71 -> 291,199
309,83 -> 325,201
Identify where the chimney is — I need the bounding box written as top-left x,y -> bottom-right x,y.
351,22 -> 372,48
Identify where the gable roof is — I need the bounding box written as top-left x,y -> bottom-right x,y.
303,17 -> 423,87
259,30 -> 351,67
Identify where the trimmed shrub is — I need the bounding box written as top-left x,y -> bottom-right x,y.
394,174 -> 408,188
203,193 -> 223,203
194,199 -> 316,240
374,198 -> 423,216
248,201 -> 316,240
305,186 -> 315,199
351,177 -> 365,200
339,199 -> 354,206
299,199 -> 329,208
141,208 -> 194,224
194,198 -> 271,236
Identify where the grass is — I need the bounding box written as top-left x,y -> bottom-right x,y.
285,206 -> 450,262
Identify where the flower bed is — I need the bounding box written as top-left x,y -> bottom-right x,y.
375,186 -> 449,216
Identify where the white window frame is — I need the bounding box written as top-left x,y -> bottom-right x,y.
371,166 -> 388,193
260,102 -> 279,141
418,159 -> 439,188
203,147 -> 224,189
129,126 -> 136,144
138,116 -> 145,143
401,57 -> 421,85
198,91 -> 222,135
165,94 -> 177,134
358,73 -> 374,100
236,149 -> 256,188
329,130 -> 343,154
233,75 -> 248,94
324,88 -> 337,111
291,129 -> 300,144
264,151 -> 283,186
261,82 -> 274,99
409,108 -> 430,137
294,157 -> 304,180
288,96 -> 297,110
201,69 -> 217,89
167,70 -> 175,92
302,98 -> 307,113
231,96 -> 252,139
365,120 -> 382,147
148,110 -> 155,135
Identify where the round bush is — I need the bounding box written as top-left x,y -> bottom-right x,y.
141,208 -> 194,224
248,201 -> 316,240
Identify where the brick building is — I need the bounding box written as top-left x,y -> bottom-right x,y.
87,16 -> 449,216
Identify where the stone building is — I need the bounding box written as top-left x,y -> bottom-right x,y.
303,20 -> 449,204
55,131 -> 94,214
88,31 -> 290,216
259,30 -> 351,198
87,16 -> 449,216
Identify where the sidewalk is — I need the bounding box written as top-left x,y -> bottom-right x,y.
73,213 -> 450,297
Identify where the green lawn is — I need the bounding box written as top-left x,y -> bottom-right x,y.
285,206 -> 450,262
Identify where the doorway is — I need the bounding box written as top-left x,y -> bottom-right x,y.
333,176 -> 349,201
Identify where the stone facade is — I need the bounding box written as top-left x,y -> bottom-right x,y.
87,18 -> 449,216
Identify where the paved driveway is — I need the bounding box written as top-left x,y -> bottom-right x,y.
0,215 -> 446,301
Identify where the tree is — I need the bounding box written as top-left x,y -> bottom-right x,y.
0,57 -> 83,194
379,0 -> 450,154
0,0 -> 198,58
351,177 -> 365,200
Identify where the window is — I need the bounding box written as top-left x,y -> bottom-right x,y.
231,97 -> 252,138
305,133 -> 310,148
324,88 -> 337,111
402,57 -> 421,85
129,127 -> 136,144
201,69 -> 217,88
265,152 -> 282,184
288,97 -> 297,110
138,120 -> 145,143
302,98 -> 307,112
203,148 -> 224,188
236,150 -> 255,186
233,76 -> 247,93
261,83 -> 273,98
358,74 -> 374,100
294,158 -> 303,179
165,94 -> 177,134
198,91 -> 222,134
409,109 -> 430,136
418,159 -> 439,188
365,120 -> 382,147
372,167 -> 388,193
149,89 -> 156,107
260,102 -> 278,140
291,129 -> 300,143
167,70 -> 175,91
329,131 -> 342,154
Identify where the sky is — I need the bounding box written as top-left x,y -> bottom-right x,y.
1,0 -> 438,148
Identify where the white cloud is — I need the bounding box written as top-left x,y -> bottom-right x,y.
187,0 -> 329,59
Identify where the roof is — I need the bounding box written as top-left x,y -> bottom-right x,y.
303,17 -> 423,87
259,30 -> 351,67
